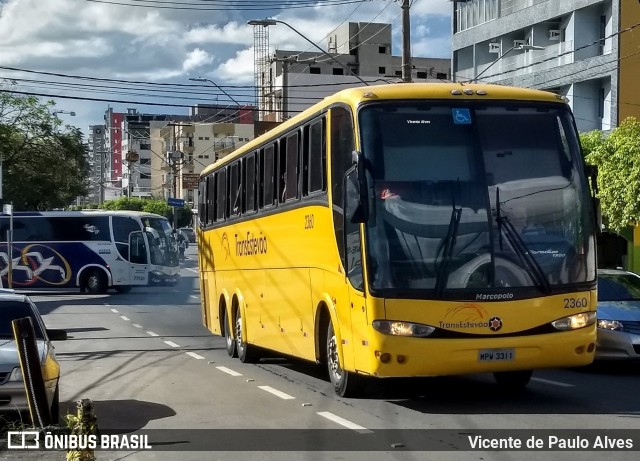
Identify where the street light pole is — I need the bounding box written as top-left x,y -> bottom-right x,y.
247,18 -> 370,86
471,44 -> 544,82
189,77 -> 244,107
401,0 -> 412,83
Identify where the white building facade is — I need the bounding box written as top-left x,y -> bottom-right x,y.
452,0 -> 618,132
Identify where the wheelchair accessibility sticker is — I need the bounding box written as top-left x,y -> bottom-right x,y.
452,108 -> 472,124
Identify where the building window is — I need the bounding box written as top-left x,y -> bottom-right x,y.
379,67 -> 386,75
395,70 -> 402,77
598,88 -> 605,118
417,71 -> 427,79
139,143 -> 150,150
198,137 -> 203,140
333,68 -> 344,75
310,67 -> 321,74
436,72 -> 447,80
379,46 -> 386,54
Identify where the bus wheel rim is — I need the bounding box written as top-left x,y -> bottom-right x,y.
235,316 -> 244,353
328,334 -> 342,381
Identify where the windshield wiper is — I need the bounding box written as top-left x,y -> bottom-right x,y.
435,206 -> 462,297
495,188 -> 550,293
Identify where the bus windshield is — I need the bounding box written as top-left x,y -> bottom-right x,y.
359,102 -> 596,296
142,216 -> 179,267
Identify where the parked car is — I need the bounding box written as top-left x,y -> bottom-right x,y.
180,227 -> 196,243
595,269 -> 640,361
0,291 -> 67,421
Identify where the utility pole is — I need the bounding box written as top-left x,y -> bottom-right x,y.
401,0 -> 412,83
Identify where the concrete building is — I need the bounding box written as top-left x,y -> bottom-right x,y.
256,22 -> 451,121
451,0 -> 640,133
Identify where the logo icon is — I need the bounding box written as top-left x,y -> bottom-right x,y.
488,316 -> 503,331
7,431 -> 40,449
221,232 -> 230,260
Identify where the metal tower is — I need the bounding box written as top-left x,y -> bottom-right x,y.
252,23 -> 270,121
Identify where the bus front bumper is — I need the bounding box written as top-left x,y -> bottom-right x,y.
149,269 -> 180,286
352,328 -> 596,378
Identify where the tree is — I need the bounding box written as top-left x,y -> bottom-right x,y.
99,197 -> 193,227
0,91 -> 90,209
582,117 -> 640,232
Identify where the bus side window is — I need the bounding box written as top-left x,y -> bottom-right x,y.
304,118 -> 326,196
330,106 -> 355,267
260,144 -> 276,208
229,161 -> 241,217
285,131 -> 300,202
129,232 -> 148,264
216,168 -> 227,222
244,153 -> 257,214
278,137 -> 287,203
206,175 -> 214,226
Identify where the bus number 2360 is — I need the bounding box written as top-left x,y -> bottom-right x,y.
304,214 -> 314,229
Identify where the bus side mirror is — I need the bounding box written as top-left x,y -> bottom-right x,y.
585,165 -> 602,236
344,152 -> 368,224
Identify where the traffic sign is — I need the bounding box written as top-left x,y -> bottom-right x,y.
167,197 -> 185,207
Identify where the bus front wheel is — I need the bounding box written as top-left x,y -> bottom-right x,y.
85,270 -> 107,294
235,309 -> 258,363
326,321 -> 362,397
493,370 -> 532,389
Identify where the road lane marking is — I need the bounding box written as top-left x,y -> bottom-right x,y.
164,341 -> 180,348
146,331 -> 159,337
186,268 -> 199,274
216,366 -> 243,377
120,316 -> 130,321
132,324 -> 143,329
317,412 -> 370,432
190,295 -> 199,299
111,308 -> 119,313
532,377 -> 575,387
186,352 -> 205,360
258,386 -> 295,400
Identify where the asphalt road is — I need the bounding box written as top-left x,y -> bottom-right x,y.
3,245 -> 640,460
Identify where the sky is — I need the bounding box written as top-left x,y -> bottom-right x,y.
0,0 -> 453,134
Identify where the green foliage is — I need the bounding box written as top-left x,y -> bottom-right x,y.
0,90 -> 90,210
582,117 -> 640,232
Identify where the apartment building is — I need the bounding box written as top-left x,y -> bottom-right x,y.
451,0 -> 640,133
256,22 -> 451,121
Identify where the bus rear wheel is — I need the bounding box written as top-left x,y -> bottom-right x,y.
235,309 -> 258,363
326,321 -> 362,397
224,309 -> 237,357
493,370 -> 532,389
85,270 -> 107,294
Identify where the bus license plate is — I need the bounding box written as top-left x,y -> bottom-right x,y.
478,348 -> 515,362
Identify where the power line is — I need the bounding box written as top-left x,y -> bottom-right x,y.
83,0 -> 369,11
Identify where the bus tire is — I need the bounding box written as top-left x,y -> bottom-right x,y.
224,309 -> 237,358
85,269 -> 107,294
493,370 -> 532,389
326,321 -> 362,397
235,308 -> 259,363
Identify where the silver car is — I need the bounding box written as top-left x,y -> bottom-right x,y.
596,269 -> 640,360
0,292 -> 67,421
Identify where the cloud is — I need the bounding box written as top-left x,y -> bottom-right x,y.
182,48 -> 214,73
0,0 -> 453,133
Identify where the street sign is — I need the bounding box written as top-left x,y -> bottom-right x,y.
167,197 -> 185,207
181,173 -> 200,190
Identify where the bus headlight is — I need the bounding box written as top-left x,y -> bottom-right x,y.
597,319 -> 623,331
372,320 -> 435,337
551,312 -> 596,331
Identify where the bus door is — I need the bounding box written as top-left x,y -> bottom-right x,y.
129,231 -> 150,285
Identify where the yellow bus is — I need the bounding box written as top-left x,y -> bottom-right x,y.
197,83 -> 598,397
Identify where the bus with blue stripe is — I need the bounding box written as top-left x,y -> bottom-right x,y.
0,210 -> 180,293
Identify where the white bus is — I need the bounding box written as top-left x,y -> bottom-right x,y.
0,210 -> 180,293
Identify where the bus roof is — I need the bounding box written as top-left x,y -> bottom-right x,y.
200,82 -> 566,177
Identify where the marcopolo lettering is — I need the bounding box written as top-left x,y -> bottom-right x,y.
475,293 -> 514,301
235,232 -> 268,256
